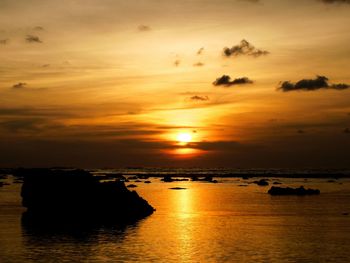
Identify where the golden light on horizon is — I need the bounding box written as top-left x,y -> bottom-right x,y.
177,133 -> 192,144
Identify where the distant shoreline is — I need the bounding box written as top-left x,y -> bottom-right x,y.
1,168 -> 350,178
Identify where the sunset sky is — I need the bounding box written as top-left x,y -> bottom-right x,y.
0,0 -> 350,168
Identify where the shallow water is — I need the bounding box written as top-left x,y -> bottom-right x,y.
1,176 -> 350,262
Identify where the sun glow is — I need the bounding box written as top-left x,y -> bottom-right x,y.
177,133 -> 192,144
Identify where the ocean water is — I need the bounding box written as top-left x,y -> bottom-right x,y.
1,173 -> 350,262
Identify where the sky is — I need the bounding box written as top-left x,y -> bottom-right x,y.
0,0 -> 350,168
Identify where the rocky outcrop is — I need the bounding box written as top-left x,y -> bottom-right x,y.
19,169 -> 155,224
253,179 -> 269,186
268,186 -> 320,195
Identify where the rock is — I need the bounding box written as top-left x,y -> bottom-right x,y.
268,186 -> 320,195
253,179 -> 269,186
144,181 -> 151,184
127,184 -> 138,188
18,169 -> 155,224
169,187 -> 187,190
134,180 -> 142,182
162,176 -> 174,182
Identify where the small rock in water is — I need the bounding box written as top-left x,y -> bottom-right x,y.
169,187 -> 187,190
268,186 -> 320,195
127,184 -> 138,188
253,179 -> 269,186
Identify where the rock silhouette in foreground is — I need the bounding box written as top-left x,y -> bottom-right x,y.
19,169 -> 155,225
268,186 -> 320,195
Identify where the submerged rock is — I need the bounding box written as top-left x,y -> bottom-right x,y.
253,179 -> 269,186
19,169 -> 155,224
268,186 -> 320,195
162,176 -> 174,182
169,187 -> 187,190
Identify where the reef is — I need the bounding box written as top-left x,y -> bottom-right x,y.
18,169 -> 155,225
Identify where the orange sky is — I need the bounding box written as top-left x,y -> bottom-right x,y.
0,0 -> 350,168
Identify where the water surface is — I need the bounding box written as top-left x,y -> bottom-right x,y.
1,175 -> 350,262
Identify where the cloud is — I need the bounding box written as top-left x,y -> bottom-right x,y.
197,47 -> 204,55
193,62 -> 204,67
25,35 -> 42,43
0,118 -> 45,132
190,95 -> 209,101
320,0 -> 350,4
278,75 -> 350,92
238,0 -> 260,3
213,75 -> 253,86
33,26 -> 45,31
0,39 -> 8,45
223,39 -> 269,58
12,82 -> 27,89
138,25 -> 152,31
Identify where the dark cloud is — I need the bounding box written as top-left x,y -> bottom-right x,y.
25,35 -> 42,43
12,82 -> 27,89
0,118 -> 45,132
278,75 -> 350,92
190,95 -> 209,101
197,47 -> 204,55
138,25 -> 152,31
223,39 -> 269,58
213,75 -> 253,87
33,26 -> 45,31
193,62 -> 204,67
320,0 -> 350,4
0,39 -> 8,45
238,0 -> 260,3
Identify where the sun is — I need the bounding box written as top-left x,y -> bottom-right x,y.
177,133 -> 192,144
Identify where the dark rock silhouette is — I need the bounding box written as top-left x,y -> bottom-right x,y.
162,176 -> 174,182
253,179 -> 269,186
268,186 -> 320,195
19,169 -> 155,225
144,181 -> 151,184
169,187 -> 187,190
190,176 -> 217,183
127,184 -> 138,188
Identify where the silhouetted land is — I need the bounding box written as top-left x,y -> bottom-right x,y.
18,169 -> 155,228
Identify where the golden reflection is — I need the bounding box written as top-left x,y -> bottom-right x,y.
167,148 -> 204,158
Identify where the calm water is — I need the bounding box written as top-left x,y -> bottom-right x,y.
1,175 -> 350,262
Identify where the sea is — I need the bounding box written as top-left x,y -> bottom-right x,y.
1,168 -> 350,262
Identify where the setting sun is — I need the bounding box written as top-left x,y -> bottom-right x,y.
177,133 -> 192,144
